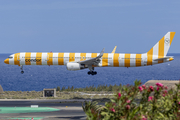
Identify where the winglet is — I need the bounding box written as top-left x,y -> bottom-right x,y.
98,48 -> 105,58
111,46 -> 117,53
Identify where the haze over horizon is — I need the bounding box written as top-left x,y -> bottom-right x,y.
0,1 -> 179,54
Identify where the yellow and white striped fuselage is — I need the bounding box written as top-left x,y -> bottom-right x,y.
5,52 -> 173,67
4,32 -> 176,74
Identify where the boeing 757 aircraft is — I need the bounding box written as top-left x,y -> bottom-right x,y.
4,32 -> 175,75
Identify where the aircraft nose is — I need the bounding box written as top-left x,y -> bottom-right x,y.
4,58 -> 9,64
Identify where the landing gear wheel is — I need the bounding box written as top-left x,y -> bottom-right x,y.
21,71 -> 24,74
87,71 -> 97,75
91,72 -> 95,75
88,71 -> 91,75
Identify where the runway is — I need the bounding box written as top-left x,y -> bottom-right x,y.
0,99 -> 88,120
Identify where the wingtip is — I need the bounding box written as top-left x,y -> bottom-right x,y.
111,46 -> 117,53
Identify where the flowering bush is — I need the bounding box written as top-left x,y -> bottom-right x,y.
82,80 -> 180,120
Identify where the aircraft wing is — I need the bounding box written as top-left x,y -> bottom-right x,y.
78,48 -> 105,65
153,56 -> 173,61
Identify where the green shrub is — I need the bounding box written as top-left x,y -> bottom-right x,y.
82,80 -> 180,120
56,86 -> 60,91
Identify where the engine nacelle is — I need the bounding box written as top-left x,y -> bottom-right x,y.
66,63 -> 86,71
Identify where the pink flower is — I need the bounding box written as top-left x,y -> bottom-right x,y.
178,102 -> 180,105
142,85 -> 146,89
138,86 -> 143,92
126,100 -> 131,103
149,86 -> 154,91
163,94 -> 165,97
118,92 -> 121,99
165,86 -> 168,89
156,83 -> 163,87
164,90 -> 168,94
148,96 -> 153,101
141,115 -> 147,120
110,108 -> 115,112
157,87 -> 160,91
126,105 -> 130,110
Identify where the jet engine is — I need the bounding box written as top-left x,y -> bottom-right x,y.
66,63 -> 86,71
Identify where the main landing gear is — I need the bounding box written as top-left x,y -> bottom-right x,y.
87,71 -> 97,75
20,65 -> 24,74
87,65 -> 97,75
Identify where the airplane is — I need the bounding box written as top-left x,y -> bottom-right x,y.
4,32 -> 175,75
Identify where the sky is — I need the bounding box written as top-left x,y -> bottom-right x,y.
0,0 -> 180,54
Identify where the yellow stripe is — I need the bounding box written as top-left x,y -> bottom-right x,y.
170,32 -> 175,45
14,53 -> 20,66
58,53 -> 64,65
25,53 -> 31,65
125,54 -> 130,67
80,53 -> 86,61
69,53 -> 75,62
147,48 -> 153,65
47,53 -> 53,65
91,53 -> 97,58
136,54 -> 141,66
158,36 -> 164,63
113,54 -> 119,67
102,53 -> 108,66
36,53 -> 42,65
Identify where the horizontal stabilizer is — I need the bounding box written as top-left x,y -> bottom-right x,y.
153,56 -> 173,61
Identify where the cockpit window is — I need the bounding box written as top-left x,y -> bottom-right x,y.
8,56 -> 13,59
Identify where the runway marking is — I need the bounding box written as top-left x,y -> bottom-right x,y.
0,107 -> 60,114
7,117 -> 44,120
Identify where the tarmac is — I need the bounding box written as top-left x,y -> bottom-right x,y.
0,99 -> 88,120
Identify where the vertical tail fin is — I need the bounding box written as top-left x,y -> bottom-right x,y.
147,32 -> 176,57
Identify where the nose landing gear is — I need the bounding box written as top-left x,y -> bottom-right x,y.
20,65 -> 24,74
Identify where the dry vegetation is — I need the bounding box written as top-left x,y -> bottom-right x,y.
0,91 -> 114,100
0,83 -> 123,99
0,81 -> 176,100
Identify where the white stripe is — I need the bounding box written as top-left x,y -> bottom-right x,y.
86,53 -> 91,61
108,53 -> 113,67
75,53 -> 80,62
164,32 -> 170,56
152,42 -> 159,64
130,54 -> 136,67
153,42 -> 159,56
119,54 -> 124,67
9,54 -> 14,65
142,53 -> 147,66
31,53 -> 36,65
42,53 -> 47,65
20,53 -> 25,65
64,53 -> 69,65
53,53 -> 58,65
152,55 -> 158,64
